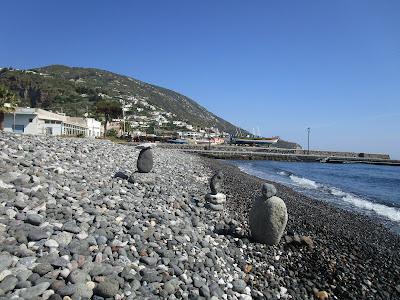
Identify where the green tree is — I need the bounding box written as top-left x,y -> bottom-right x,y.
0,86 -> 19,131
106,128 -> 118,137
95,100 -> 122,137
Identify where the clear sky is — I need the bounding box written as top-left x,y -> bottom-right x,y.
1,1 -> 399,158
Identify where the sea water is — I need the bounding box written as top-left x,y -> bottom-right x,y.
227,160 -> 400,234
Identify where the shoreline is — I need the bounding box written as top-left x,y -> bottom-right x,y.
218,159 -> 400,235
0,133 -> 399,299
200,155 -> 400,299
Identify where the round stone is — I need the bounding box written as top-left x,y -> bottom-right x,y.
33,263 -> 54,276
249,195 -> 288,245
261,183 -> 277,199
94,279 -> 119,298
205,193 -> 226,204
0,275 -> 18,293
210,171 -> 223,195
19,282 -> 50,298
137,148 -> 153,173
26,214 -> 43,226
232,279 -> 246,293
57,284 -> 76,296
45,239 -> 59,248
53,232 -> 73,246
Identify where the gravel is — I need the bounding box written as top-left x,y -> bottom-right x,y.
1,132 -> 399,299
203,157 -> 400,300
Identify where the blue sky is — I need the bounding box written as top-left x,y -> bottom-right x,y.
1,1 -> 399,158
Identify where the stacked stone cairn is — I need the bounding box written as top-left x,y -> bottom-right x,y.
136,143 -> 154,173
249,183 -> 288,245
205,171 -> 227,211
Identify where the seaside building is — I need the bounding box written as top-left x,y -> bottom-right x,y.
178,131 -> 204,139
3,107 -> 102,137
85,118 -> 102,138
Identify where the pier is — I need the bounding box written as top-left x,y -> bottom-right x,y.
152,143 -> 400,166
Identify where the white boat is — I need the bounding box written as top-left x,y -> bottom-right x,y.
232,136 -> 279,145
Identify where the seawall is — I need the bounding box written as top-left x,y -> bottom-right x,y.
154,143 -> 390,160
138,143 -> 398,165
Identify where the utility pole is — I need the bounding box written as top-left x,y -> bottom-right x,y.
122,100 -> 126,136
208,127 -> 211,150
307,127 -> 311,154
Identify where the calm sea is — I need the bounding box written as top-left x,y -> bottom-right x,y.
227,160 -> 400,234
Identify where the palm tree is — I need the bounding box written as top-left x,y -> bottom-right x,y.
95,100 -> 122,137
0,86 -> 19,131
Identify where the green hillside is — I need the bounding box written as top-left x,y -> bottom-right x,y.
0,65 -> 244,134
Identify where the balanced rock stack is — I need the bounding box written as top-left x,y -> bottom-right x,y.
205,171 -> 226,211
136,143 -> 155,173
249,183 -> 288,245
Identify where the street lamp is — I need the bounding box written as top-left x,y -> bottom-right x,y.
307,127 -> 311,154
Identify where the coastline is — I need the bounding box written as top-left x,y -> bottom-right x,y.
201,156 -> 400,299
0,133 -> 399,299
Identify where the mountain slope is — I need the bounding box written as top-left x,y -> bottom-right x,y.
0,65 -> 245,134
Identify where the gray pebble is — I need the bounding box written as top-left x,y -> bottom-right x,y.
26,213 -> 43,226
19,281 -> 51,299
232,279 -> 247,293
0,275 -> 18,293
94,278 -> 119,298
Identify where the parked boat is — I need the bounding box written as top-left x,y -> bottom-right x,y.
231,136 -> 279,145
166,139 -> 189,144
196,137 -> 225,145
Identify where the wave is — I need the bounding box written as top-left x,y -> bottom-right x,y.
329,188 -> 400,222
238,162 -> 400,224
288,174 -> 319,189
277,170 -> 290,176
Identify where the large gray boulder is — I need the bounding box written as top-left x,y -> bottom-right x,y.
137,148 -> 153,173
249,185 -> 288,245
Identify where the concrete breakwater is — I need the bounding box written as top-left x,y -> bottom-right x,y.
143,143 -> 398,166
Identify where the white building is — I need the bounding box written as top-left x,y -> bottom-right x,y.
173,120 -> 185,126
178,131 -> 203,139
3,108 -> 101,137
86,118 -> 102,138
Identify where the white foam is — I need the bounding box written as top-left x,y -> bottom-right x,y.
341,194 -> 400,222
330,187 -> 347,197
237,162 -> 400,224
289,175 -> 319,189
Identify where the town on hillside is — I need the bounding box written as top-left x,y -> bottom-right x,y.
2,104 -> 231,145
0,67 -> 283,147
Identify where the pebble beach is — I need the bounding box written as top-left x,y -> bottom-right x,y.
0,133 -> 399,300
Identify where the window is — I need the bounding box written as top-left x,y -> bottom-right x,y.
14,125 -> 24,133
